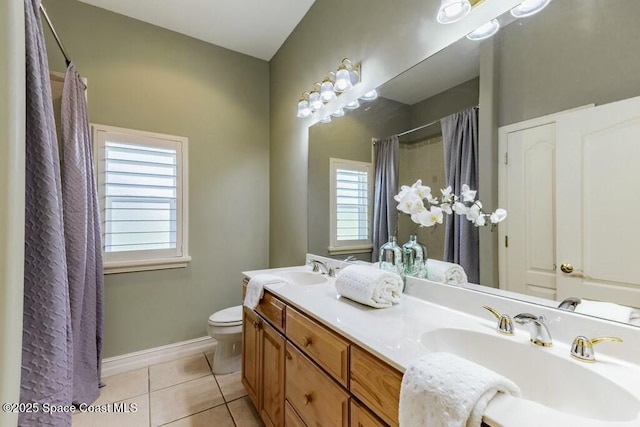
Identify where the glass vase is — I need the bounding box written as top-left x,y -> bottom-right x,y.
402,234 -> 428,278
378,235 -> 405,279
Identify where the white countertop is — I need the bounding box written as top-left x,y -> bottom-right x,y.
242,263 -> 640,427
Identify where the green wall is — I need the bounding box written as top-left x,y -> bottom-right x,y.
44,0 -> 270,357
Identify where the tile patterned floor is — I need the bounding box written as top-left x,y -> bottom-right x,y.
72,351 -> 264,427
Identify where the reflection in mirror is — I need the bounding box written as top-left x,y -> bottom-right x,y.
308,0 -> 640,326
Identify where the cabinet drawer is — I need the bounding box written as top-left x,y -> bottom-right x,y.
284,400 -> 306,427
256,291 -> 286,333
285,342 -> 349,427
350,346 -> 402,427
285,306 -> 349,387
351,400 -> 386,427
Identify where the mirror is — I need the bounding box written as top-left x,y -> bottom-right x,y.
308,0 -> 640,325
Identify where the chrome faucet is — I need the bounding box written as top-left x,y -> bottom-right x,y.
570,335 -> 623,362
514,313 -> 553,347
483,306 -> 514,335
343,255 -> 358,262
308,259 -> 336,277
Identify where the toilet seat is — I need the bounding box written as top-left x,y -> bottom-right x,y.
208,305 -> 242,327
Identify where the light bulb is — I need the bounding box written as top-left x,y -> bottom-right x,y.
345,100 -> 360,110
437,0 -> 471,24
360,90 -> 378,101
466,19 -> 500,41
511,0 -> 551,18
320,81 -> 336,102
320,115 -> 332,123
334,69 -> 353,92
309,91 -> 323,111
297,100 -> 311,118
331,109 -> 345,118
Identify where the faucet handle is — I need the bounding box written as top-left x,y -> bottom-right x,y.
571,336 -> 623,363
483,306 -> 514,335
307,259 -> 321,273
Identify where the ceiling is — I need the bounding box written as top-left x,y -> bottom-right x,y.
77,0 -> 316,61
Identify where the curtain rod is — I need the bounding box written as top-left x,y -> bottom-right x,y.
373,105 -> 478,144
40,3 -> 71,66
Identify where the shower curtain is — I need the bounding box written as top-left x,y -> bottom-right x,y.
372,136 -> 399,261
61,64 -> 104,405
22,0 -> 73,425
442,107 -> 480,283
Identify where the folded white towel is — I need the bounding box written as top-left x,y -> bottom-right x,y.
243,274 -> 290,309
575,299 -> 640,324
335,265 -> 402,308
426,259 -> 468,285
399,352 -> 520,427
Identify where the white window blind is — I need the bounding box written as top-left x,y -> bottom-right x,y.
93,125 -> 190,273
329,158 -> 373,254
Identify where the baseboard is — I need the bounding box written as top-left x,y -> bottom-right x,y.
102,336 -> 217,377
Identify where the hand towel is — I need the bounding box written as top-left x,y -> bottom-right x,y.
399,352 -> 520,427
244,274 -> 290,309
426,259 -> 468,285
335,265 -> 402,308
574,299 -> 640,324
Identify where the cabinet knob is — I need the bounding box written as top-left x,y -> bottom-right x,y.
285,350 -> 292,360
253,321 -> 262,330
302,336 -> 312,347
303,393 -> 312,405
560,263 -> 574,274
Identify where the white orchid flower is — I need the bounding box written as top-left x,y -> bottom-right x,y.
441,186 -> 454,203
412,180 -> 433,202
474,214 -> 487,227
466,202 -> 482,221
490,208 -> 508,224
440,202 -> 452,215
453,201 -> 468,215
412,207 -> 443,227
397,189 -> 423,214
394,185 -> 413,203
461,184 -> 477,202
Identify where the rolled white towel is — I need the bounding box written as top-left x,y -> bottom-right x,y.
335,265 -> 402,308
244,274 -> 290,309
574,299 -> 640,324
400,352 -> 520,427
426,259 -> 468,285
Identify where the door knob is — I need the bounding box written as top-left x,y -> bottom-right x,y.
560,263 -> 574,274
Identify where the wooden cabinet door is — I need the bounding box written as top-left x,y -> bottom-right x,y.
351,400 -> 386,427
242,306 -> 261,408
260,320 -> 285,427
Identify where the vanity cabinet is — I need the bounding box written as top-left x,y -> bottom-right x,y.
242,279 -> 403,427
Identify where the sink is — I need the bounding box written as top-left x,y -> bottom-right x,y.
272,270 -> 328,286
420,328 -> 640,422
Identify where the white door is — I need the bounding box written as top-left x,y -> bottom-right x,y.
503,123 -> 557,299
556,96 -> 640,307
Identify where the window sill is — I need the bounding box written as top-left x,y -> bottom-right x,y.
104,256 -> 192,274
328,245 -> 373,256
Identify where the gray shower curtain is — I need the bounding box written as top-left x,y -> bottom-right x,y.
61,64 -> 104,405
442,107 -> 480,283
22,0 -> 73,425
372,136 -> 399,261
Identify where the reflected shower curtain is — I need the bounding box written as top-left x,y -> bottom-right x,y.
22,0 -> 73,425
61,64 -> 104,405
372,136 -> 399,261
442,107 -> 480,283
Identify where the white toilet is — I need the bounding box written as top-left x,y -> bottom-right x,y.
207,305 -> 243,375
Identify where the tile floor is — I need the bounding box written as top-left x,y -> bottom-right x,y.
72,352 -> 264,427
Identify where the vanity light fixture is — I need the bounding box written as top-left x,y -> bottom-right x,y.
436,0 -> 482,24
345,100 -> 360,110
466,19 -> 500,40
360,89 -> 378,101
334,58 -> 361,93
297,92 -> 312,118
320,115 -> 332,123
331,108 -> 345,118
511,0 -> 551,18
309,90 -> 324,111
320,77 -> 337,102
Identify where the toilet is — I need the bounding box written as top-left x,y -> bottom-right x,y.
207,305 -> 243,375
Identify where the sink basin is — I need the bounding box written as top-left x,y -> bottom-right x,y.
272,270 -> 328,286
421,328 -> 640,422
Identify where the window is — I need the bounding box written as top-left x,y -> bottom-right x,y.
329,158 -> 373,254
93,124 -> 190,273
